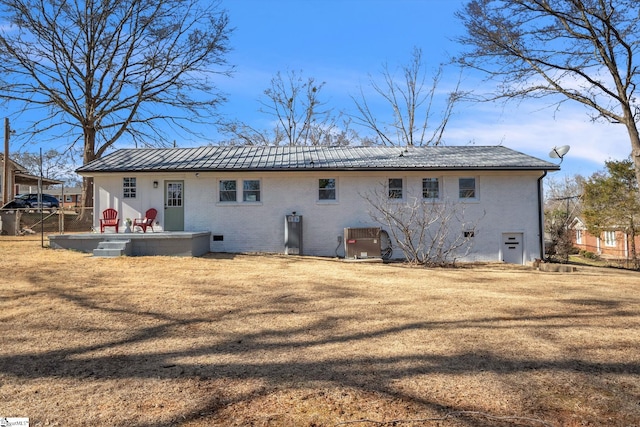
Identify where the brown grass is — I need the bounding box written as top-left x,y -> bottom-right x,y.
1,236 -> 639,427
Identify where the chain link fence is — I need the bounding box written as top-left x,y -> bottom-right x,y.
0,208 -> 94,235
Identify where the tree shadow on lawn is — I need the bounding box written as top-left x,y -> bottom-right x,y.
2,283 -> 639,426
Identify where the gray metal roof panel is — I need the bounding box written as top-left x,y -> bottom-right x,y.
76,145 -> 560,174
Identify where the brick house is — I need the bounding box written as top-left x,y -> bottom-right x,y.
571,217 -> 640,260
47,187 -> 83,209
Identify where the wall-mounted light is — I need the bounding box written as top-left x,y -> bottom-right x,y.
195,172 -> 200,178
153,180 -> 158,188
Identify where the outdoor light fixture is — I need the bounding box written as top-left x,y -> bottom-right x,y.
153,180 -> 158,188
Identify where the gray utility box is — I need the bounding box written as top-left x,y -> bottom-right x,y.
0,211 -> 20,236
344,227 -> 381,259
284,214 -> 303,255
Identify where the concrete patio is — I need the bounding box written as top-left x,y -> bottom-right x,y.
48,231 -> 212,257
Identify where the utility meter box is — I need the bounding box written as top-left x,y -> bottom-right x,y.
344,227 -> 381,259
284,214 -> 303,255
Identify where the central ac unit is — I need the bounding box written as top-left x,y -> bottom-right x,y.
344,227 -> 381,259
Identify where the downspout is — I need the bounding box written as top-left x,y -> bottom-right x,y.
537,170 -> 548,261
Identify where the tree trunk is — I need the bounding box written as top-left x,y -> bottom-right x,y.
78,126 -> 96,222
629,219 -> 638,269
623,116 -> 640,206
624,120 -> 640,269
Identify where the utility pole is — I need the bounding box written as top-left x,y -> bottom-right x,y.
3,118 -> 10,205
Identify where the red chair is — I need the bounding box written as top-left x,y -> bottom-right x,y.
133,208 -> 157,233
100,208 -> 119,233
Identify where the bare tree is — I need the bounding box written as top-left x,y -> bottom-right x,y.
221,70 -> 355,146
352,47 -> 462,147
544,175 -> 583,262
456,0 -> 640,196
362,183 -> 483,266
0,0 -> 233,213
11,149 -> 81,186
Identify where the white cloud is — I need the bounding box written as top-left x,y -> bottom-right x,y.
445,101 -> 631,177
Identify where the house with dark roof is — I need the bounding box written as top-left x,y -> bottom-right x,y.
1,153 -> 63,205
76,145 -> 559,263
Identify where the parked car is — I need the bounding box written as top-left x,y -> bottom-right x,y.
1,199 -> 26,210
15,193 -> 60,210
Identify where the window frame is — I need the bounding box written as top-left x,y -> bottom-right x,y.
458,177 -> 477,200
219,179 -> 237,202
123,177 -> 137,199
604,230 -> 616,247
388,178 -> 404,200
318,178 -> 337,202
575,229 -> 583,245
422,177 -> 440,200
242,179 -> 261,202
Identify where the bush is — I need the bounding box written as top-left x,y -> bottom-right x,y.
579,249 -> 599,260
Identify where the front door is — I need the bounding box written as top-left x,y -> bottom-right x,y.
164,181 -> 184,231
502,232 -> 524,264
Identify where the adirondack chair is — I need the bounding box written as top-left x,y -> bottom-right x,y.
100,208 -> 119,233
133,208 -> 157,233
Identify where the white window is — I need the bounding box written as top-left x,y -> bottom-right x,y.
219,180 -> 237,202
243,180 -> 261,202
388,178 -> 403,199
604,231 -> 616,247
422,177 -> 440,199
318,178 -> 336,201
123,177 -> 136,198
575,229 -> 583,245
458,177 -> 476,199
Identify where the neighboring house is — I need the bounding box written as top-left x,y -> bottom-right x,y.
76,145 -> 559,264
571,217 -> 640,260
1,154 -> 62,205
47,187 -> 83,209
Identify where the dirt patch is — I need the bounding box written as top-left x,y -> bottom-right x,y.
1,237 -> 639,426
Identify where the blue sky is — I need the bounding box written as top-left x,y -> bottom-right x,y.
5,0 -> 633,181
218,0 -> 633,179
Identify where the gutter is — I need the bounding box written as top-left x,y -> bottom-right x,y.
538,170 -> 548,261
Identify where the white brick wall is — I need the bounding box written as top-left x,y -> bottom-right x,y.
92,169 -> 545,263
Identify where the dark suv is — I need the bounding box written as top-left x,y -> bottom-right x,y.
15,193 -> 60,210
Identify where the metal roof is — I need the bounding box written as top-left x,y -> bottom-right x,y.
76,145 -> 560,174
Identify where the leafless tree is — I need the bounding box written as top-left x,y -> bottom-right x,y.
220,70 -> 355,146
456,0 -> 640,196
352,47 -> 463,147
0,0 -> 233,213
11,149 -> 81,186
362,183 -> 483,266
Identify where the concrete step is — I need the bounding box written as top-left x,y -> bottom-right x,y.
93,239 -> 131,257
538,263 -> 577,273
98,241 -> 130,249
93,248 -> 126,257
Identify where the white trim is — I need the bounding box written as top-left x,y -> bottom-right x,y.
317,177 -> 338,203
458,176 -> 479,202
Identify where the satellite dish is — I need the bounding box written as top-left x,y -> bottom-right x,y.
549,145 -> 570,163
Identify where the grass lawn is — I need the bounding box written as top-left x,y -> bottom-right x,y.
1,236 -> 639,426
